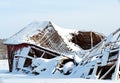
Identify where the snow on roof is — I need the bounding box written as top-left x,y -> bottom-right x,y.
50,22 -> 81,51
4,21 -> 81,51
4,21 -> 104,52
4,21 -> 50,44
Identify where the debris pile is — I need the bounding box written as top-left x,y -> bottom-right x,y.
4,21 -> 120,80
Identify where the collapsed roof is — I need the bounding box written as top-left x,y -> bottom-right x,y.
4,21 -> 104,52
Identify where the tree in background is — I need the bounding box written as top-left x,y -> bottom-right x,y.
0,39 -> 7,59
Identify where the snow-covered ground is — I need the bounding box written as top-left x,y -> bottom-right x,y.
0,60 -> 120,83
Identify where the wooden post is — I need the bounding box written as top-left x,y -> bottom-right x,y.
90,31 -> 93,48
112,47 -> 120,80
90,64 -> 98,79
101,46 -> 110,66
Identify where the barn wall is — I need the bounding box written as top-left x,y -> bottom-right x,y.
6,43 -> 61,72
7,45 -> 14,72
7,44 -> 29,72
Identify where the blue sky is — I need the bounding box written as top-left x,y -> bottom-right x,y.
0,0 -> 120,38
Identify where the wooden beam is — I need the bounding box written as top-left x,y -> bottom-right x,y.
101,46 -> 110,66
112,47 -> 120,80
96,68 -> 103,79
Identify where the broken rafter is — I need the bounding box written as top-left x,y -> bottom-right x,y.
90,31 -> 93,48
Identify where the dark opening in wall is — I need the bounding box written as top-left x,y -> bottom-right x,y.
43,52 -> 56,59
88,68 -> 94,75
24,58 -> 32,67
70,31 -> 104,50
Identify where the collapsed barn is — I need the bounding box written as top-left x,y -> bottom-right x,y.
77,28 -> 120,80
4,21 -> 120,80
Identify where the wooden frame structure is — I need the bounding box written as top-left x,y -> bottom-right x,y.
80,28 -> 120,80
6,43 -> 61,72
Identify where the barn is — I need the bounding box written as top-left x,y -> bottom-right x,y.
4,21 -> 105,73
4,21 -> 71,72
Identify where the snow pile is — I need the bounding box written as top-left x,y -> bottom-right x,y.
1,60 -> 120,83
31,58 -> 58,76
